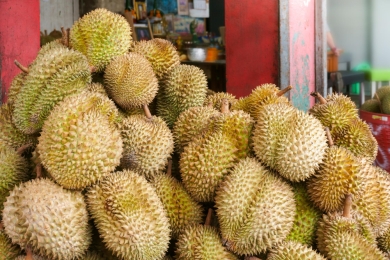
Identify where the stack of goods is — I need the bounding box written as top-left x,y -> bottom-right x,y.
1,8 -> 389,260
361,86 -> 390,114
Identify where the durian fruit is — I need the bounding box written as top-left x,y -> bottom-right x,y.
0,143 -> 30,216
117,105 -> 174,179
361,98 -> 381,113
12,47 -> 91,134
150,161 -> 204,238
70,8 -> 132,71
33,39 -> 67,63
175,209 -> 238,260
86,170 -> 171,260
173,106 -> 219,153
316,195 -> 384,260
309,92 -> 358,132
266,241 -> 326,260
0,230 -> 22,259
215,157 -> 296,255
131,38 -> 180,80
15,250 -> 48,260
87,82 -> 108,95
378,226 -> 390,253
38,91 -> 122,189
376,86 -> 390,101
157,64 -> 207,128
382,94 -> 390,114
2,178 -> 91,259
307,129 -> 364,212
332,118 -> 378,163
7,73 -> 26,108
286,182 -> 322,246
203,92 -> 237,111
0,104 -> 38,150
231,96 -> 249,112
104,53 -> 158,110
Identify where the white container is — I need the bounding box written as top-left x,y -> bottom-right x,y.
187,47 -> 207,62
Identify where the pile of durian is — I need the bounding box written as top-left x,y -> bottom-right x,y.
0,8 -> 389,260
361,86 -> 390,114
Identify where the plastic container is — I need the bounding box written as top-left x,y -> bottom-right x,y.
360,109 -> 390,172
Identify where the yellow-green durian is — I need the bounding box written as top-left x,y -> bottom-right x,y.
157,64 -> 207,128
215,157 -> 296,255
33,39 -> 67,63
104,53 -> 158,109
70,8 -> 132,71
0,144 -> 30,216
286,182 -> 322,246
0,230 -> 22,259
361,98 -> 381,113
3,178 -> 91,259
12,47 -> 91,134
173,106 -> 219,153
203,92 -> 237,111
150,173 -> 204,238
38,91 -> 122,189
7,73 -> 26,108
382,94 -> 390,114
267,241 -> 326,260
231,96 -> 250,111
175,224 -> 238,260
86,170 -> 171,260
87,82 -> 107,95
376,86 -> 390,101
332,118 -> 378,163
0,104 -> 38,150
180,131 -> 238,202
132,38 -> 180,80
117,110 -> 174,179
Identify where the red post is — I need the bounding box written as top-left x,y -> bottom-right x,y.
0,0 -> 40,104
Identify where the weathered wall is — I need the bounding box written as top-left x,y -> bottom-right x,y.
0,0 -> 40,103
80,0 -> 125,16
40,0 -> 79,32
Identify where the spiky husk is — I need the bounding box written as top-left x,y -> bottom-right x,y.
215,158 -> 296,255
15,254 -> 48,260
175,225 -> 238,260
360,98 -> 381,113
231,96 -> 250,112
33,39 -> 67,63
378,226 -> 390,253
203,92 -> 237,111
7,73 -> 26,109
382,94 -> 390,114
376,86 -> 390,101
286,182 -> 322,246
131,38 -> 180,80
87,82 -> 107,95
118,114 -> 174,179
180,131 -> 237,202
0,230 -> 22,260
150,174 -> 204,238
157,64 -> 207,128
38,91 -> 122,189
307,146 -> 363,212
104,53 -> 158,109
3,178 -> 91,259
173,106 -> 219,153
86,170 -> 170,260
70,8 -> 132,71
12,47 -> 91,134
267,241 -> 326,260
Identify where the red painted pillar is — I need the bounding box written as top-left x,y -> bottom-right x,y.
0,0 -> 40,104
225,0 -> 279,98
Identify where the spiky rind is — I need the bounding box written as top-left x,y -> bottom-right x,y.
378,227 -> 390,253
267,241 -> 326,260
0,231 -> 22,260
175,225 -> 238,260
382,94 -> 390,114
376,86 -> 390,101
15,254 -> 48,260
203,92 -> 237,111
104,53 -> 158,109
70,8 -> 132,71
3,178 -> 91,259
86,170 -> 171,260
215,157 -> 296,255
360,99 -> 381,113
7,73 -> 26,108
87,82 -> 107,95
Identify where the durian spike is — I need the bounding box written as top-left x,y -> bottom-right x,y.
166,159 -> 172,176
342,194 -> 353,218
16,143 -> 31,156
277,85 -> 293,97
375,93 -> 384,113
325,127 -> 334,147
221,98 -> 230,114
204,208 -> 213,226
14,60 -> 29,74
61,27 -> 68,47
142,104 -> 153,119
25,247 -> 33,260
310,91 -> 327,104
36,163 -> 43,179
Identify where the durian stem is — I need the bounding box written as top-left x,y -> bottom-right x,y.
166,159 -> 172,176
220,99 -> 230,114
16,144 -> 31,156
342,194 -> 353,218
61,27 -> 69,47
89,66 -> 96,73
66,28 -> 71,46
277,85 -> 293,97
25,247 -> 33,260
375,93 -> 384,114
204,208 -> 213,226
36,163 -> 43,179
310,92 -> 327,104
142,104 -> 153,119
14,60 -> 29,74
325,127 -> 334,147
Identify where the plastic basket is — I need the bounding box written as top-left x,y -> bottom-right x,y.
360,109 -> 390,172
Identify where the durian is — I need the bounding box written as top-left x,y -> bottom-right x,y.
86,170 -> 171,260
360,98 -> 381,113
87,82 -> 107,95
382,94 -> 390,114
70,8 -> 132,71
215,157 -> 296,255
204,92 -> 237,111
267,241 -> 326,260
376,86 -> 390,101
7,73 -> 26,108
0,230 -> 21,260
104,53 -> 158,109
378,226 -> 390,253
2,178 -> 91,259
131,38 -> 180,80
38,91 -> 122,189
